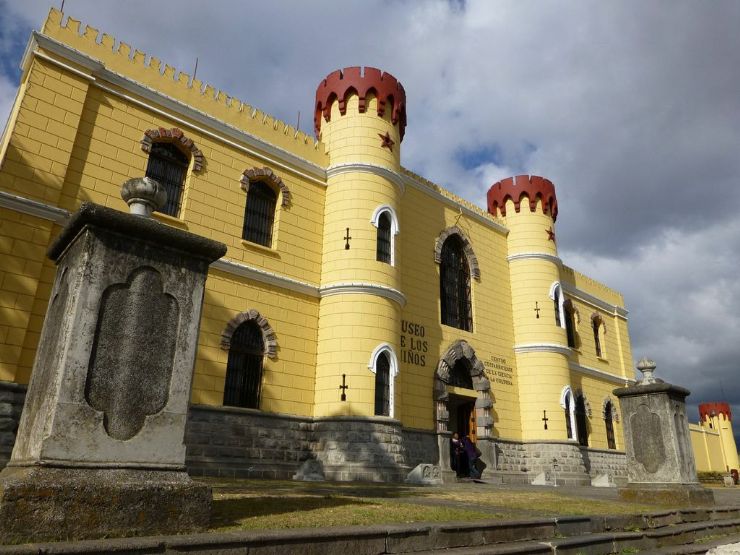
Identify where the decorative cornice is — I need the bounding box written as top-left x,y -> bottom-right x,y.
561,282 -> 628,319
210,258 -> 319,297
699,402 -> 732,422
315,67 -> 407,140
29,32 -> 327,187
569,361 -> 636,386
507,252 -> 563,266
401,173 -> 509,235
514,343 -> 572,357
0,190 -> 70,223
319,282 -> 406,307
326,162 -> 405,194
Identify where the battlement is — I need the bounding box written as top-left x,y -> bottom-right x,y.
38,9 -> 324,164
314,66 -> 407,140
487,175 -> 559,221
700,402 -> 732,422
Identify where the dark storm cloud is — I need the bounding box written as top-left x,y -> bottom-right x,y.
1,1 -> 739,435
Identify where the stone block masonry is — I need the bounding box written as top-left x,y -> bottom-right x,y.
0,382 -> 25,468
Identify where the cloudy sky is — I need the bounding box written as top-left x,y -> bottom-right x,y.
1,1 -> 739,431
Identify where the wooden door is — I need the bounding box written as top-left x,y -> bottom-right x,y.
467,402 -> 477,443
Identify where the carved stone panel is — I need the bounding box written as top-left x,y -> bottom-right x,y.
85,267 -> 179,440
631,404 -> 666,473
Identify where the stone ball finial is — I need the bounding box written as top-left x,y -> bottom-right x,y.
636,357 -> 657,384
121,177 -> 167,217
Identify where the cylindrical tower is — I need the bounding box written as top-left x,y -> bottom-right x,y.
699,402 -> 739,471
313,67 -> 407,419
487,175 -> 571,441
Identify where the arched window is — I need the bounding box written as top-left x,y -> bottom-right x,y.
604,400 -> 616,449
376,212 -> 392,263
371,205 -> 399,266
563,299 -> 577,349
374,352 -> 391,416
242,180 -> 278,247
223,320 -> 264,409
562,387 -> 575,440
549,282 -> 565,328
368,344 -> 399,417
591,313 -> 606,358
575,393 -> 589,446
449,358 -> 474,389
440,235 -> 472,331
145,142 -> 189,217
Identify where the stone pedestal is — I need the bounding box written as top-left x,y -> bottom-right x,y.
0,198 -> 226,542
614,358 -> 714,506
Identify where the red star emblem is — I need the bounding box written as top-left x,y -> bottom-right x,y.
546,227 -> 556,242
378,132 -> 395,152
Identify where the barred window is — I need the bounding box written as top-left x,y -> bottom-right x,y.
440,235 -> 472,331
450,358 -> 474,389
374,352 -> 391,416
376,212 -> 392,263
145,142 -> 189,217
223,321 -> 264,409
604,401 -> 616,449
242,181 -> 277,247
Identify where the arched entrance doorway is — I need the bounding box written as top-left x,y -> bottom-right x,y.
434,340 -> 494,441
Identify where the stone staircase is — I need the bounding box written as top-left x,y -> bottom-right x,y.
3,506 -> 740,554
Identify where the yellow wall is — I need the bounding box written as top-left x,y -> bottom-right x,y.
0,8 -> 637,456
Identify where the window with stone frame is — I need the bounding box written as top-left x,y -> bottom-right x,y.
575,393 -> 589,446
145,141 -> 189,217
591,313 -> 606,358
376,211 -> 392,264
242,180 -> 278,247
604,400 -> 616,449
223,320 -> 264,409
440,235 -> 473,331
374,351 -> 391,416
563,299 -> 578,349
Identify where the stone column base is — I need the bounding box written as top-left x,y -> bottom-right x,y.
618,483 -> 715,506
0,466 -> 211,543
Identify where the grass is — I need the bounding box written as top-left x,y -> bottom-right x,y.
202,478 -> 672,531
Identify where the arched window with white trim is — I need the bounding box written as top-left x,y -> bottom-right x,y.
371,205 -> 399,266
368,344 -> 399,417
549,282 -> 565,328
560,386 -> 576,441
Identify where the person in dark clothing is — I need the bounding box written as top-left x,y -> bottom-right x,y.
462,435 -> 480,479
450,432 -> 468,477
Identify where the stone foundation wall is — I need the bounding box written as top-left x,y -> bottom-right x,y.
402,428 -> 439,468
0,381 -> 26,468
524,442 -> 591,486
1,392 -> 627,485
313,417 -> 409,482
581,446 -> 628,481
184,405 -> 314,479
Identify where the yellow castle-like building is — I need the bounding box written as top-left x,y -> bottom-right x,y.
0,9 -> 734,483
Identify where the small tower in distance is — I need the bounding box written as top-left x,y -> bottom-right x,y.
699,402 -> 739,473
487,176 -> 571,442
313,67 -> 406,419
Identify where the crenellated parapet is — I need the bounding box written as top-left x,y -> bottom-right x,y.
38,9 -> 324,163
314,67 -> 407,140
700,402 -> 732,422
487,175 -> 559,221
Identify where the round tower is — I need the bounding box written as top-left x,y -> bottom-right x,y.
487,176 -> 571,441
699,402 -> 739,471
313,67 -> 407,419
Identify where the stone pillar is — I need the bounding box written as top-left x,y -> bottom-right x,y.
0,178 -> 227,542
613,358 -> 713,505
